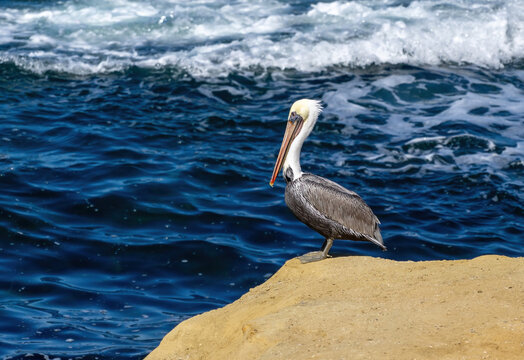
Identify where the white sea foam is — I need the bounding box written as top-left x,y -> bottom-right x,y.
372,75 -> 416,89
0,0 -> 523,75
323,69 -> 524,176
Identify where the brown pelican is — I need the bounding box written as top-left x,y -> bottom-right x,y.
270,99 -> 386,263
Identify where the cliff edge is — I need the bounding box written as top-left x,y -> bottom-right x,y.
146,255 -> 524,359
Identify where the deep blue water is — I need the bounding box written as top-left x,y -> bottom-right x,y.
1,0 -> 523,358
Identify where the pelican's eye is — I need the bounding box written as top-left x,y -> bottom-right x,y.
289,111 -> 302,123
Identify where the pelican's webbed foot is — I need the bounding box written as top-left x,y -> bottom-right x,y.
298,238 -> 334,264
298,251 -> 331,264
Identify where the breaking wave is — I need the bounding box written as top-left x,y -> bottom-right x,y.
1,0 -> 524,75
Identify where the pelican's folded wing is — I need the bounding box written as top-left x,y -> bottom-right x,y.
300,173 -> 383,245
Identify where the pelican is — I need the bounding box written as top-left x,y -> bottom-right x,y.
270,99 -> 386,263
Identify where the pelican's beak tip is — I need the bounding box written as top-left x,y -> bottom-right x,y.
269,181 -> 274,188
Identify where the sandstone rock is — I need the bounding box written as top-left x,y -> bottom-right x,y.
146,255 -> 524,360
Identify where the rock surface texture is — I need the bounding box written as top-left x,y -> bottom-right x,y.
146,255 -> 524,360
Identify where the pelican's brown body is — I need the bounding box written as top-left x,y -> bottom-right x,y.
285,171 -> 385,250
285,169 -> 386,250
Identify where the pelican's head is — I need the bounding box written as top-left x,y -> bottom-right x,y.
269,99 -> 322,187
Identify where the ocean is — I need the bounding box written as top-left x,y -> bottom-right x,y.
1,0 -> 523,358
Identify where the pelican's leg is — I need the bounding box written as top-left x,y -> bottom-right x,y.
321,238 -> 333,257
298,238 -> 333,264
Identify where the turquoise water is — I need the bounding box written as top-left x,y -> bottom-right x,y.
1,1 -> 523,358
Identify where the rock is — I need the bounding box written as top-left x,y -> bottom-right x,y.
145,255 -> 524,360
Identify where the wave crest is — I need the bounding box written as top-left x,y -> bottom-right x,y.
1,0 -> 523,75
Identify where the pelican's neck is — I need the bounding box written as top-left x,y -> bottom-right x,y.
282,102 -> 321,182
282,132 -> 305,181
